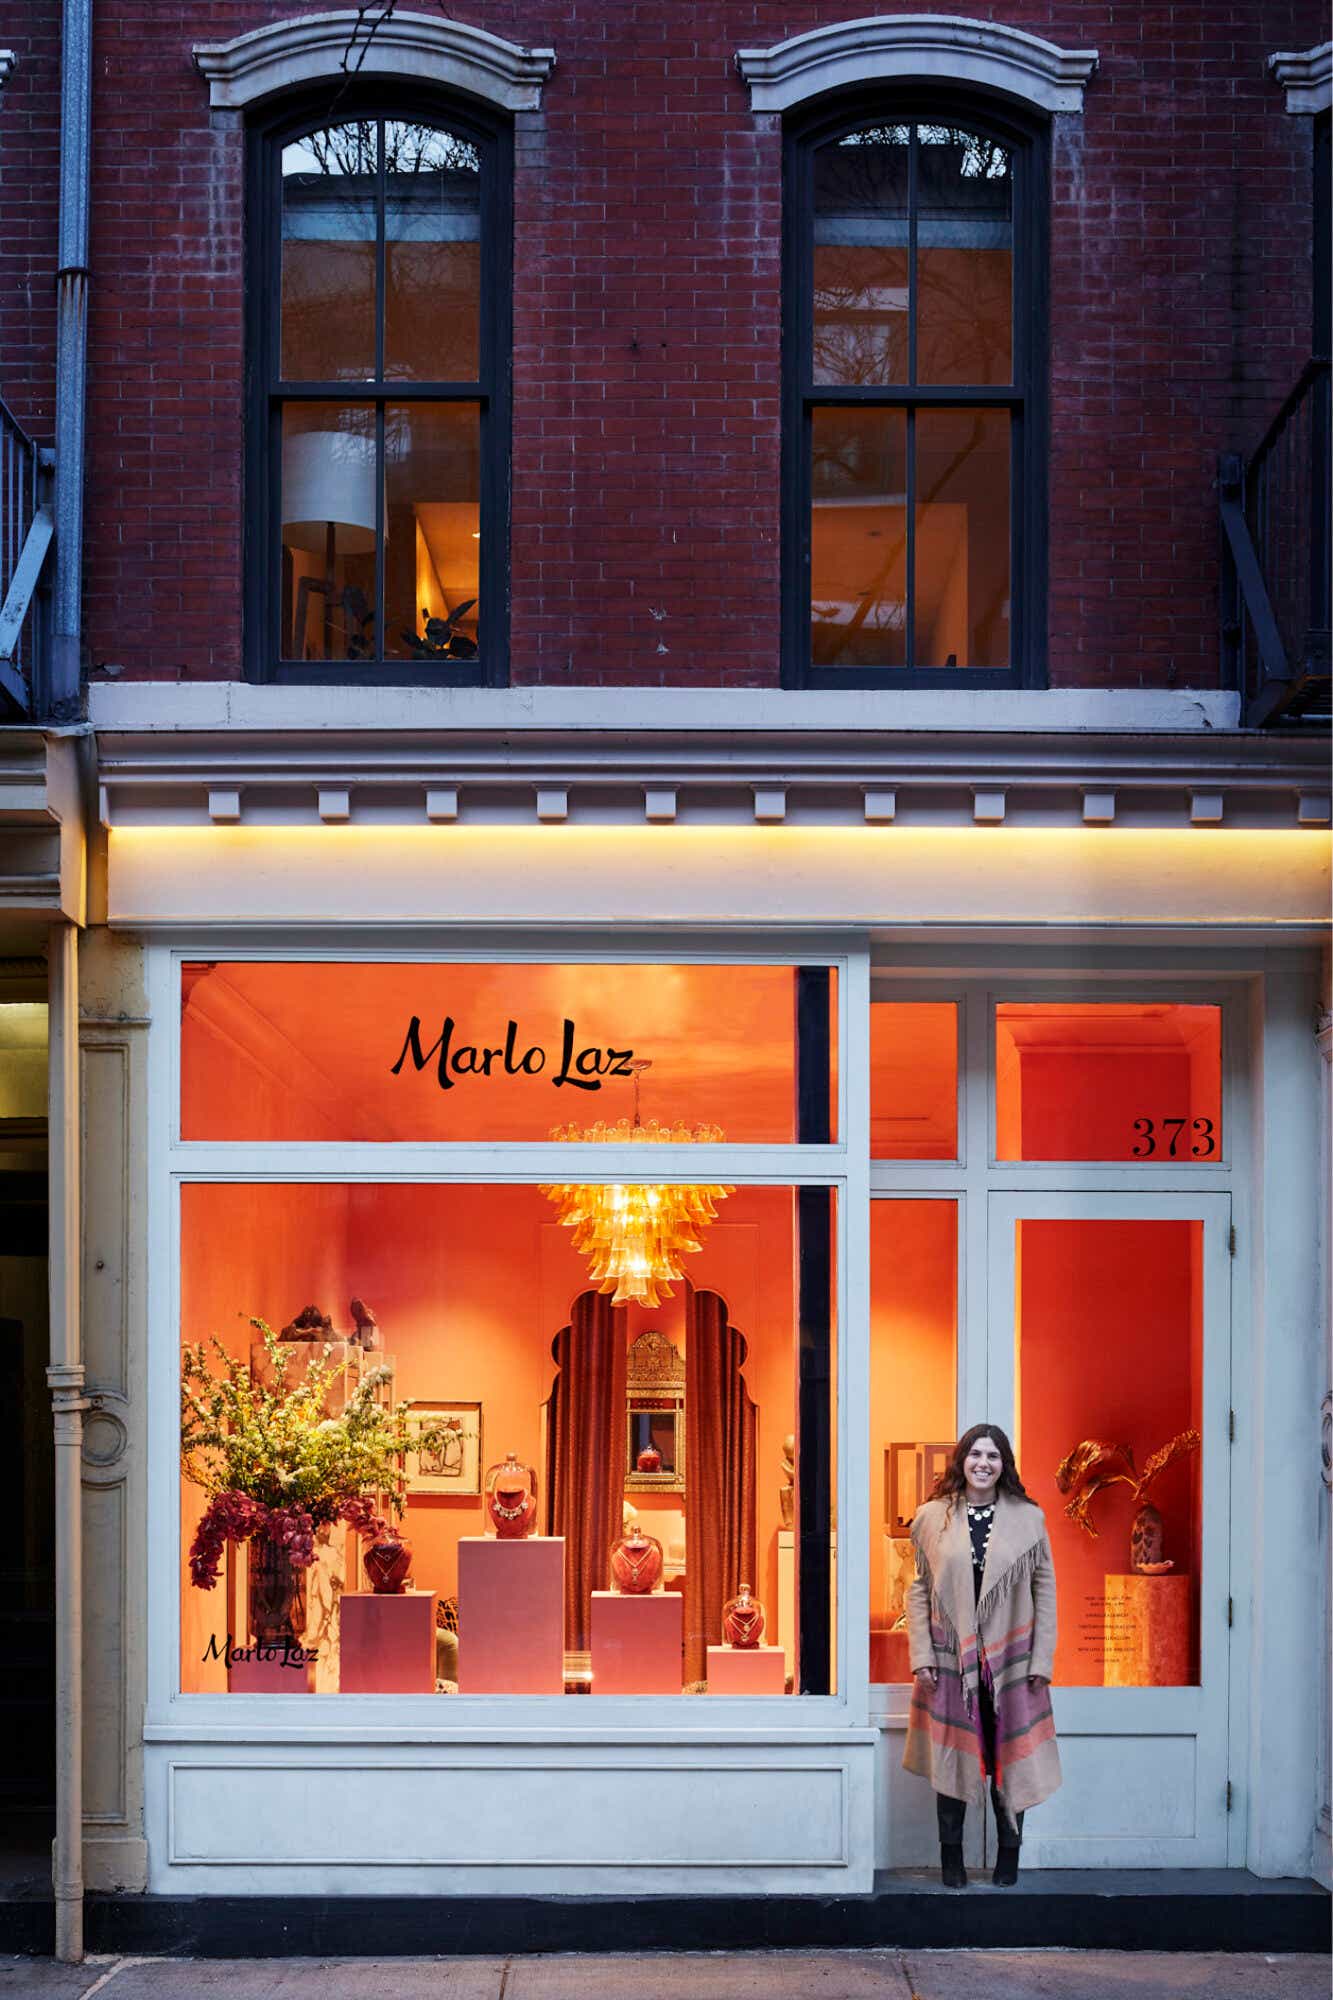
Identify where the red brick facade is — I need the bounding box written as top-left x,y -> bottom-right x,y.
1,2 -> 1324,689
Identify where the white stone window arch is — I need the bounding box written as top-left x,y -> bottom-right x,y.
194,9 -> 555,114
736,14 -> 1096,117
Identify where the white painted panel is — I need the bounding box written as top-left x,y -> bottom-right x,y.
170,1757 -> 847,1869
1035,1735 -> 1197,1840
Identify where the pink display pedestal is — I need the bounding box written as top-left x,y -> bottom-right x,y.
458,1537 -> 565,1694
1103,1572 -> 1192,1686
227,1645 -> 314,1693
706,1644 -> 786,1694
340,1590 -> 437,1694
590,1590 -> 682,1695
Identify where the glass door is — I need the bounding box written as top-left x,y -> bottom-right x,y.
987,1190 -> 1232,1866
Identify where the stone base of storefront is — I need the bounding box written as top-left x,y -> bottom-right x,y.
2,1872 -> 1329,1957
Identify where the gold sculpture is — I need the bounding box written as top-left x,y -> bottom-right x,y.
1055,1430 -> 1201,1572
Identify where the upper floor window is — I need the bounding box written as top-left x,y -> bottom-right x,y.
784,98 -> 1048,687
247,96 -> 511,683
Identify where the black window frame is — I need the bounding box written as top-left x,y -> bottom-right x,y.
782,88 -> 1050,690
244,85 -> 512,687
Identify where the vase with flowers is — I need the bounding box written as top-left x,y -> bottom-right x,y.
181,1319 -> 456,1654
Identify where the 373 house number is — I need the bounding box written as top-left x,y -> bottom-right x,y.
1130,1117 -> 1216,1158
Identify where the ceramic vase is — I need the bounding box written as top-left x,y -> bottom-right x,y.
722,1581 -> 765,1649
363,1530 -> 413,1594
609,1528 -> 665,1595
484,1450 -> 539,1540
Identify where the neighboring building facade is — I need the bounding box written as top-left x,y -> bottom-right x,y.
0,0 -> 1328,1959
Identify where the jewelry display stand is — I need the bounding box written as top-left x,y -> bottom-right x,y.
340,1589 -> 437,1693
590,1590 -> 682,1694
706,1643 -> 786,1694
457,1536 -> 565,1693
1103,1572 -> 1192,1686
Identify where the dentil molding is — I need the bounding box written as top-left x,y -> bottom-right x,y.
194,11 -> 556,113
736,15 -> 1097,115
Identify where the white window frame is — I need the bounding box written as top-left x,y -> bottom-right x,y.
145,931 -> 872,1744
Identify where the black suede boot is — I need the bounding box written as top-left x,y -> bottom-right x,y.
990,1790 -> 1024,1885
991,1845 -> 1020,1886
937,1795 -> 968,1888
941,1844 -> 968,1888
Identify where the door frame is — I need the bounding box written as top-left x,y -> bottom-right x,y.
987,1187 -> 1234,1868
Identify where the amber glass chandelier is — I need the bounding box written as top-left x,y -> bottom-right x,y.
541,1061 -> 731,1308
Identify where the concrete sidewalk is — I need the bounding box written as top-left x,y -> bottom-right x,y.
0,1953 -> 1329,1999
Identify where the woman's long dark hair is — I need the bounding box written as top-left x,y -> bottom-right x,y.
930,1423 -> 1035,1514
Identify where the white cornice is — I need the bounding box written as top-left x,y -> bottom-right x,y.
0,51 -> 17,93
736,16 -> 1097,115
193,12 -> 556,113
1269,42 -> 1332,114
88,693 -> 1331,833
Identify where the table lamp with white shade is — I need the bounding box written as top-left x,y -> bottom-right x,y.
281,428 -> 378,657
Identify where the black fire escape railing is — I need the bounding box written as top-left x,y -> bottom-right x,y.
1221,357 -> 1331,727
0,397 -> 54,719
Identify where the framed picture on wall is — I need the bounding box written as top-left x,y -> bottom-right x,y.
885,1441 -> 953,1535
405,1401 -> 482,1496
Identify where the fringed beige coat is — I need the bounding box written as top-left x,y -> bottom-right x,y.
902,1492 -> 1062,1811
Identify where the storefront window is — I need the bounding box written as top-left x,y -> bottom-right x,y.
181,961 -> 837,1145
869,1002 -> 957,1159
995,1003 -> 1222,1161
1015,1217 -> 1202,1687
178,1180 -> 835,1698
868,1200 -> 957,1681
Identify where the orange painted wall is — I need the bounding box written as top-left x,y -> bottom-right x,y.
996,1006 -> 1222,1162
1016,1218 -> 1202,1686
180,960 -> 814,1144
868,1201 -> 957,1654
179,1180 -> 352,1690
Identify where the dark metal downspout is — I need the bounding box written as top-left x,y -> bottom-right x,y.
51,0 -> 92,719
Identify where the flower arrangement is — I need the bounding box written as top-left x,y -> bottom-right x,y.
181,1319 -> 453,1591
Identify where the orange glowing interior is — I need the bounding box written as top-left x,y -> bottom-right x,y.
1016,1218 -> 1202,1687
869,1002 -> 958,1158
868,1200 -> 957,1683
180,961 -> 834,1145
996,1003 -> 1222,1162
179,1181 -> 802,1695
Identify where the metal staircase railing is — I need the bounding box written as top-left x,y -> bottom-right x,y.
1221,358 -> 1331,726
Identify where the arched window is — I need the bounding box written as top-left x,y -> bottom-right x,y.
783,96 -> 1048,687
245,92 -> 511,683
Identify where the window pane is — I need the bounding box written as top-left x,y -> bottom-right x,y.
996,1004 -> 1223,1162
384,402 -> 480,662
180,1182 -> 825,1700
1017,1218 -> 1202,1687
281,123 -> 377,383
811,406 -> 906,666
813,126 -> 909,385
384,122 -> 481,382
180,961 -> 837,1145
915,125 -> 1013,385
914,407 -> 1009,667
870,1201 -> 957,1682
870,1003 -> 957,1159
279,403 -> 377,662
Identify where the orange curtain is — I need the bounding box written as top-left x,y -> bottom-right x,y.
684,1286 -> 758,1685
548,1290 -> 628,1653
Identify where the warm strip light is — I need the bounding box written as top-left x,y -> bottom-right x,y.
541,1066 -> 731,1308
